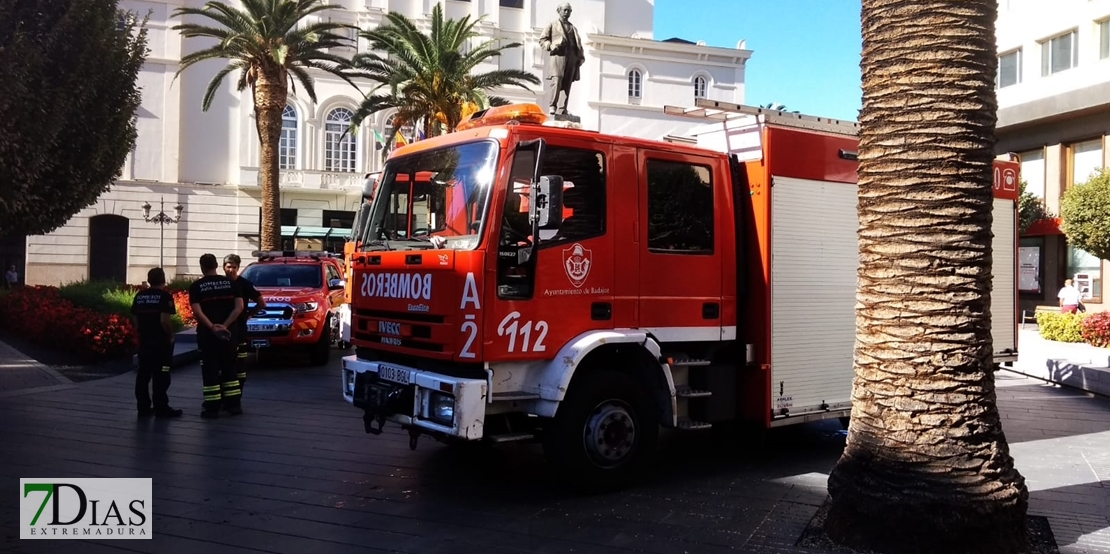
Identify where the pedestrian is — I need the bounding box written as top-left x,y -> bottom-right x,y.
223,254 -> 266,390
5,264 -> 17,289
130,267 -> 182,418
1058,278 -> 1082,314
188,253 -> 244,418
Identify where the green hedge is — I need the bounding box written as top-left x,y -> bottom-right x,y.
57,280 -> 187,332
167,276 -> 195,291
58,280 -> 136,317
1035,311 -> 1087,343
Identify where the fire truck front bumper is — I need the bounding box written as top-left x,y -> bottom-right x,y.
341,355 -> 488,440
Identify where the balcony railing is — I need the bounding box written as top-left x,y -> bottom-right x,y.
240,168 -> 364,192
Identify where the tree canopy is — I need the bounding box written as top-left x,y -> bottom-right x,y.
348,2 -> 540,150
1018,179 -> 1053,235
0,0 -> 148,238
1060,168 -> 1110,260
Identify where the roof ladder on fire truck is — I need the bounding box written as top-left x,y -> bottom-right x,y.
662,98 -> 861,144
663,355 -> 714,431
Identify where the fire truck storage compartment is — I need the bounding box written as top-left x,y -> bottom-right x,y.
990,197 -> 1017,361
767,180 -> 1018,420
769,176 -> 857,420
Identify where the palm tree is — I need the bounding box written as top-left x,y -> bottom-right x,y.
823,2 -> 1029,553
348,2 -> 540,152
172,0 -> 355,251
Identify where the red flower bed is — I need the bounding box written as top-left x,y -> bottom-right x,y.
1080,311 -> 1110,348
0,286 -> 137,360
170,289 -> 195,327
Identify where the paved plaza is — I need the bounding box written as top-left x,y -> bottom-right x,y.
0,337 -> 1108,554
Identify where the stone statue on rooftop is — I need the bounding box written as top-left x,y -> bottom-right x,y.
538,3 -> 585,118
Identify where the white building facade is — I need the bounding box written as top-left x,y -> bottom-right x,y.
13,0 -> 750,286
994,0 -> 1110,312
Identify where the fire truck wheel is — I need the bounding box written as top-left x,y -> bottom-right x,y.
543,369 -> 659,493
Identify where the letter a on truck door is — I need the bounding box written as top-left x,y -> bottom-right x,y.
486,138 -> 615,360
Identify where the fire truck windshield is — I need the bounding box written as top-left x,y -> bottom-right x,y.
240,264 -> 323,289
359,140 -> 499,251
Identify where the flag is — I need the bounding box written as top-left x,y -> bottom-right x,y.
417,129 -> 426,141
394,131 -> 407,148
372,129 -> 385,150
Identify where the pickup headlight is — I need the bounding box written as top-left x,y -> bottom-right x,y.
292,301 -> 319,313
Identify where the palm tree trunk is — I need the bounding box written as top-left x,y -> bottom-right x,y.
254,67 -> 286,252
823,2 -> 1029,553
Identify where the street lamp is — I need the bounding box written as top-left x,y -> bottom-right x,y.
142,197 -> 184,268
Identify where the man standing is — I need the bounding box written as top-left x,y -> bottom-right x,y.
224,254 -> 266,391
1058,278 -> 1082,314
189,253 -> 243,418
538,3 -> 584,116
130,267 -> 182,418
5,264 -> 17,289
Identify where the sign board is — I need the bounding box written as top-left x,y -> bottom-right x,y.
1019,246 -> 1040,293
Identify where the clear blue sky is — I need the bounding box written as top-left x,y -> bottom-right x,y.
654,0 -> 863,122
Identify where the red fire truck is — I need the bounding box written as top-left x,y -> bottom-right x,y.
341,101 -> 1020,491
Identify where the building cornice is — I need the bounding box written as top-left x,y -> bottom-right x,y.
588,100 -> 676,112
587,33 -> 752,64
998,80 -> 1110,130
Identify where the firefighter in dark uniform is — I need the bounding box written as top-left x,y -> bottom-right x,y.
188,253 -> 244,418
130,267 -> 182,418
223,254 -> 266,390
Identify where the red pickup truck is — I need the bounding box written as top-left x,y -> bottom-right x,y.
240,252 -> 347,365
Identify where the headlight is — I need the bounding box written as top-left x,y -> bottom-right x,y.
292,301 -> 319,313
427,392 -> 455,425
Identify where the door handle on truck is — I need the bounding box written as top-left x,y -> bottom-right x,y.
591,302 -> 612,321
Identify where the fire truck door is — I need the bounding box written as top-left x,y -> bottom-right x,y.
487,141 -> 615,360
636,150 -> 724,341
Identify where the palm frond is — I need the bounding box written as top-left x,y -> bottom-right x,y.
287,64 -> 318,104
201,64 -> 241,110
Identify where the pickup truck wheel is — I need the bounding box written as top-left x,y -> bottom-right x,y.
542,369 -> 658,493
308,319 -> 331,366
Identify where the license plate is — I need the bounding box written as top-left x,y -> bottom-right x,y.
378,365 -> 411,385
251,339 -> 270,349
248,322 -> 278,332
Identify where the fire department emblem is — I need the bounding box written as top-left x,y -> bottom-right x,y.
562,243 -> 592,288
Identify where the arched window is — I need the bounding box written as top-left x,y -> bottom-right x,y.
694,76 -> 707,99
324,107 -> 356,172
279,105 -> 298,170
628,70 -> 642,99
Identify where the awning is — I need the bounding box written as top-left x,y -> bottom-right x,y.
280,226 -> 346,239
1023,218 -> 1063,237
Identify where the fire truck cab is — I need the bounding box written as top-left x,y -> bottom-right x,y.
341,102 -> 1020,491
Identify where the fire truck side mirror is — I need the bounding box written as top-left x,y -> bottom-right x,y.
530,175 -> 564,230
